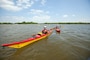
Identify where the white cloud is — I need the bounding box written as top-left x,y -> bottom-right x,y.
41,0 -> 46,5
16,0 -> 34,9
32,15 -> 51,23
29,9 -> 49,15
29,9 -> 51,23
63,14 -> 68,18
0,16 -> 27,22
0,15 -> 51,23
30,9 -> 44,15
0,0 -> 47,11
1,4 -> 22,11
0,0 -> 22,11
0,0 -> 35,11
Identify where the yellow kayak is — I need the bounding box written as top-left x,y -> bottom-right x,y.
2,30 -> 53,48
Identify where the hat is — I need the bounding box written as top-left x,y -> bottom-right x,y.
44,26 -> 47,28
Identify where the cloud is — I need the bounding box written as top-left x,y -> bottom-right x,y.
0,0 -> 47,11
0,0 -> 22,11
63,15 -> 68,18
41,0 -> 46,5
0,0 -> 34,11
62,14 -> 76,18
63,14 -> 68,18
29,9 -> 51,23
16,0 -> 34,8
0,15 -> 51,23
29,9 -> 49,15
0,4 -> 22,11
32,15 -> 51,23
30,9 -> 44,15
0,16 -> 27,22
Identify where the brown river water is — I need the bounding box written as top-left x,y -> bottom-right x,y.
0,24 -> 90,60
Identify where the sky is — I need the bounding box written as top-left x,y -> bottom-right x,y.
0,0 -> 90,23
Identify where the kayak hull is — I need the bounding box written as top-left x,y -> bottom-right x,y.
2,30 -> 52,48
56,29 -> 60,33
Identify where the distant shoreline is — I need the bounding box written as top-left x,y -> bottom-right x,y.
44,22 -> 90,24
0,22 -> 90,24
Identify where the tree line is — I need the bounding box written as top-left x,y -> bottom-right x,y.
0,22 -> 90,24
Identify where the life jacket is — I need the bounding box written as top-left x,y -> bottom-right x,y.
56,28 -> 60,31
42,29 -> 48,34
56,28 -> 60,32
35,35 -> 41,38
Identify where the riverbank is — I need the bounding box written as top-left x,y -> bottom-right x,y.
0,22 -> 90,24
44,22 -> 90,24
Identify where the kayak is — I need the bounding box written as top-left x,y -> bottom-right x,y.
56,28 -> 60,33
2,30 -> 53,49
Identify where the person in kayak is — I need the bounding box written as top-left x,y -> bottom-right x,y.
32,32 -> 42,38
55,26 -> 60,32
56,26 -> 59,29
42,26 -> 49,34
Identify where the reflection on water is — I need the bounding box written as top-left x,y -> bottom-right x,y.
0,24 -> 90,60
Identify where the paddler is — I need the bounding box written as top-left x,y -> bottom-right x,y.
32,32 -> 42,38
56,25 -> 59,29
42,26 -> 49,34
55,26 -> 60,32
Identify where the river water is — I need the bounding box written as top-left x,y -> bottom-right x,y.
0,24 -> 90,60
